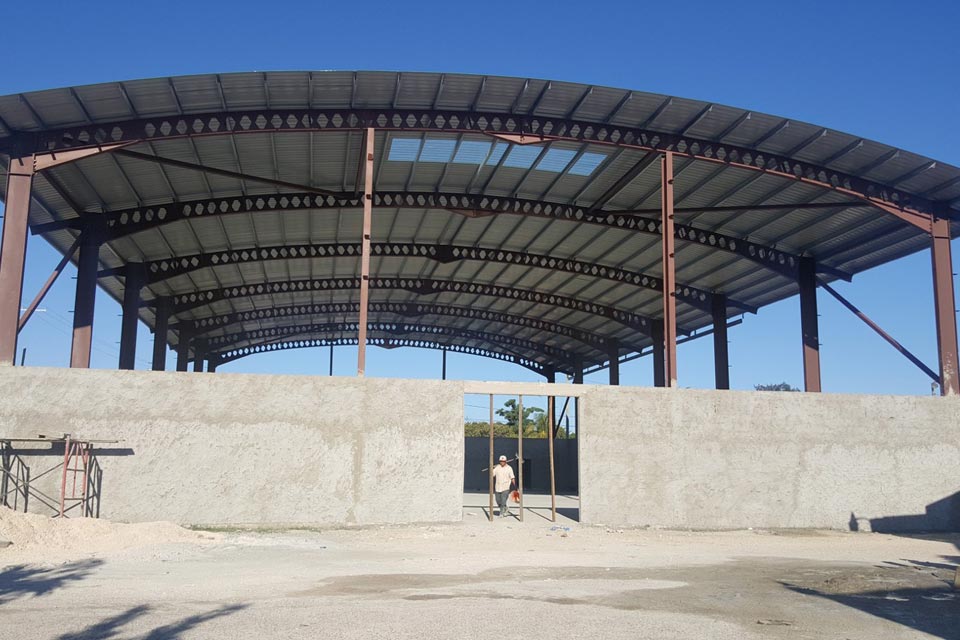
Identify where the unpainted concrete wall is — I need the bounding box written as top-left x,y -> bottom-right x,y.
0,367 -> 463,526
579,386 -> 960,531
1,368 -> 957,530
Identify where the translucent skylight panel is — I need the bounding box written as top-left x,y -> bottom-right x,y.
418,139 -> 457,162
452,141 -> 492,164
485,142 -> 508,165
568,152 -> 607,176
388,138 -> 422,161
535,148 -> 577,173
502,145 -> 543,169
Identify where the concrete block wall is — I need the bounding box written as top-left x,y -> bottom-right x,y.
0,367 -> 463,526
0,367 -> 957,530
578,386 -> 960,531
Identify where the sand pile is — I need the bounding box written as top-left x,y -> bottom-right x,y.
0,508 -> 217,555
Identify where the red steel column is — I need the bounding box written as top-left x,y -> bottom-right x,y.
651,322 -> 666,387
660,151 -> 678,387
118,263 -> 145,370
69,227 -> 103,368
608,340 -> 620,386
152,297 -> 170,371
799,256 -> 821,392
712,294 -> 730,390
0,156 -> 34,365
931,215 -> 959,395
357,128 -> 375,376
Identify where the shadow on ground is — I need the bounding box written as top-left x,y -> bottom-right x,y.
55,603 -> 248,640
782,556 -> 959,640
0,558 -> 104,604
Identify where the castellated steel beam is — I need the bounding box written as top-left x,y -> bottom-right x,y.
212,333 -> 550,376
35,191 -> 852,281
156,276 -> 655,332
170,300 -> 633,356
205,321 -> 574,371
4,106 -> 937,220
106,242 -> 751,314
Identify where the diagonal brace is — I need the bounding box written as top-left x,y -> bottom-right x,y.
817,277 -> 939,383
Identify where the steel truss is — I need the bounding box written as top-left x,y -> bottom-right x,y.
34,190 -> 852,281
104,241 -> 748,313
205,321 -> 572,371
2,107 -> 937,220
173,300 -> 635,355
1,101 -> 956,392
157,276 -> 653,331
213,334 -> 549,375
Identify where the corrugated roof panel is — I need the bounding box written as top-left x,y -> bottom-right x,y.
308,72 -> 355,108
860,149 -> 930,186
113,153 -> 175,204
263,72 -> 311,108
896,159 -> 953,195
28,175 -> 76,222
723,112 -> 787,147
569,86 -> 624,123
353,71 -> 401,108
61,155 -> 136,209
18,89 -> 86,128
310,131 -> 353,189
154,220 -> 203,256
605,91 -> 669,128
169,75 -> 223,112
682,104 -> 746,141
514,171 -> 556,200
72,84 -> 134,122
473,76 -> 526,111
395,73 -> 442,109
649,98 -> 709,134
758,119 -> 826,158
433,74 -> 484,110
122,78 -> 181,117
218,74 -> 268,109
218,214 -> 257,248
1,71 -> 956,358
279,210 -> 311,244
530,81 -> 582,117
271,133 -> 312,186
0,95 -> 45,131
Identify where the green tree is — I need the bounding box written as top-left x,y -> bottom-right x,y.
464,421 -> 514,437
754,382 -> 800,392
496,399 -> 544,436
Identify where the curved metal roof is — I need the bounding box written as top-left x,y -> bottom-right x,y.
1,71 -> 957,374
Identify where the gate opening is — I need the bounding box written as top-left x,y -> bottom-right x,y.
463,392 -> 579,523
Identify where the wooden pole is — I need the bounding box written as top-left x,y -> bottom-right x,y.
518,394 -> 524,522
488,394 -> 494,522
548,394 -> 556,522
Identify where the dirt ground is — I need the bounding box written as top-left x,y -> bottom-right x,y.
0,508 -> 958,640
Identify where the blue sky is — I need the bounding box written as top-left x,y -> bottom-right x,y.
2,0 -> 958,400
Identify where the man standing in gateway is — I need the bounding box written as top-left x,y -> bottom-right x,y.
492,455 -> 516,518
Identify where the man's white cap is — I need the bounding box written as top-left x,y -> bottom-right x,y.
499,455 -> 507,461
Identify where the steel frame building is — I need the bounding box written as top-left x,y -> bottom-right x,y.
0,71 -> 956,393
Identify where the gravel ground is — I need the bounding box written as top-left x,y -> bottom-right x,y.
0,510 -> 957,640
